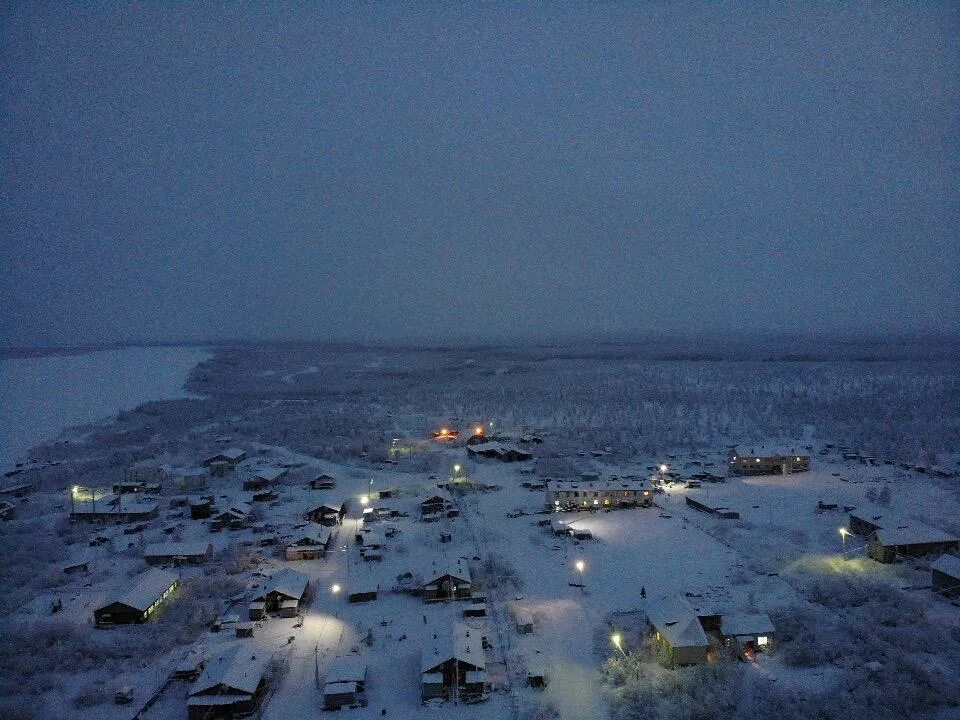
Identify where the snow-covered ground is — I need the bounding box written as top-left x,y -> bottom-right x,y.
0,342 -> 958,720
0,345 -> 211,467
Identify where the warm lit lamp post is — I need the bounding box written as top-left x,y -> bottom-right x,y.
331,583 -> 341,618
839,527 -> 849,555
659,464 -> 668,474
70,486 -> 78,514
611,632 -> 627,658
575,559 -> 585,592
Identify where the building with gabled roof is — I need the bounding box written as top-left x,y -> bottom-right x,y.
144,541 -> 213,565
720,612 -> 775,659
202,448 -> 247,467
421,559 -> 472,602
868,521 -> 959,563
421,623 -> 488,701
646,595 -> 711,667
306,501 -> 346,526
253,568 -> 309,612
931,554 -> 960,598
466,441 -> 532,462
94,569 -> 179,625
187,647 -> 271,720
322,655 -> 368,710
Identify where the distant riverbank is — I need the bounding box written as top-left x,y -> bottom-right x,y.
0,345 -> 213,467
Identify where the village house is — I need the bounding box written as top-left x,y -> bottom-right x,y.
144,541 -> 213,565
322,655 -> 368,710
720,612 -> 775,660
466,441 -> 533,462
94,569 -> 179,625
189,496 -> 213,519
421,560 -> 473,602
309,473 -> 336,489
253,568 -> 309,614
177,467 -> 209,491
209,501 -> 253,531
348,581 -> 379,603
420,493 -> 452,520
306,501 -> 346,526
545,480 -> 652,511
646,595 -> 712,667
202,448 -> 247,468
867,522 -> 959,563
931,554 -> 960,598
727,448 -> 810,476
187,648 -> 271,720
421,623 -> 488,702
242,466 -> 287,491
284,523 -> 334,560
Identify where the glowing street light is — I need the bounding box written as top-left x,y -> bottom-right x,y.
474,426 -> 484,436
839,527 -> 850,554
360,495 -> 369,506
331,583 -> 341,595
659,464 -> 668,474
574,559 -> 586,592
611,632 -> 627,657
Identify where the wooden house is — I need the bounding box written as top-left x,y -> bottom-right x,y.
646,595 -> 712,667
243,466 -> 287,491
421,623 -> 488,701
209,502 -> 252,531
252,568 -> 309,613
201,448 -> 247,468
306,501 -> 346,526
422,561 -> 472,602
94,569 -> 179,625
284,524 -> 334,561
931,554 -> 960,598
70,496 -> 160,524
466,441 -> 532,462
868,523 -> 959,563
144,541 -> 213,565
348,581 -> 379,603
322,655 -> 368,710
187,648 -> 270,720
720,613 -> 775,660
309,473 -> 336,490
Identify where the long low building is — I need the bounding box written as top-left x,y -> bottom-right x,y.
868,523 -> 959,563
466,441 -> 533,462
94,569 -> 179,625
144,541 -> 213,565
545,480 -> 652,511
727,449 -> 810,476
70,496 -> 160,524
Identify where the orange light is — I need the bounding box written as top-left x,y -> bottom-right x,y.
475,426 -> 484,435
440,428 -> 448,435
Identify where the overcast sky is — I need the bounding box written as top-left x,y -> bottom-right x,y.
2,2 -> 957,346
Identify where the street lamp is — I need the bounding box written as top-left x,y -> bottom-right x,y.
839,527 -> 849,555
659,464 -> 668,474
611,632 -> 626,657
331,583 -> 341,595
360,495 -> 369,507
575,560 -> 585,591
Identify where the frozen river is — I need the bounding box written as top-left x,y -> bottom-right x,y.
0,345 -> 212,467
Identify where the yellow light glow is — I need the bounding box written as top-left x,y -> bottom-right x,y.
453,464 -> 461,473
611,632 -> 622,647
360,495 -> 369,506
475,426 -> 484,435
575,560 -> 585,573
331,584 -> 341,594
757,635 -> 769,646
839,527 -> 849,537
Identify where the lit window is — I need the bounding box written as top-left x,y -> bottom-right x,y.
757,636 -> 769,646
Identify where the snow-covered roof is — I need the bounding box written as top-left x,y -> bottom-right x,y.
720,612 -> 775,637
323,680 -> 359,695
114,569 -> 178,612
931,554 -> 960,579
421,623 -> 486,674
250,467 -> 287,482
189,647 -> 271,697
873,522 -> 958,547
259,568 -> 309,600
324,655 -> 367,684
646,596 -> 709,649
423,559 -> 471,585
548,480 -> 645,492
467,441 -> 531,457
144,541 -> 212,558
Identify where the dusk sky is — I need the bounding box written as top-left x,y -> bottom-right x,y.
2,2 -> 958,346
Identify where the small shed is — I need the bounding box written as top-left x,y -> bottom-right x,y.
931,554 -> 960,598
348,582 -> 379,604
720,613 -> 775,659
322,655 -> 368,710
248,602 -> 266,621
144,541 -> 213,566
515,613 -> 534,634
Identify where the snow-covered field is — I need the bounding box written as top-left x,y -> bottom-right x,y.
0,342 -> 958,720
0,346 -> 211,467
